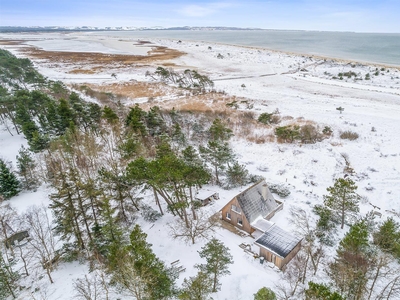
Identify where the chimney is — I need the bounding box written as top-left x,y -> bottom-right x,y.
262,183 -> 268,200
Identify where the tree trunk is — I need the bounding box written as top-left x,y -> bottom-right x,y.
341,202 -> 345,229
214,165 -> 220,185
46,266 -> 54,284
212,272 -> 218,292
18,246 -> 29,276
189,186 -> 197,220
153,188 -> 163,215
302,250 -> 309,284
5,278 -> 16,298
368,258 -> 383,300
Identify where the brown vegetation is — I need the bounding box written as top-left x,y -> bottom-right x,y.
21,45 -> 184,66
72,81 -> 177,104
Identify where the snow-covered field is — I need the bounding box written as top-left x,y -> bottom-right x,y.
1,32 -> 400,299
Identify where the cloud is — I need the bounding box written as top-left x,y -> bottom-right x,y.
177,2 -> 233,17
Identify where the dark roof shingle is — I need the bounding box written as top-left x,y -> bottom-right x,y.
236,180 -> 278,224
255,225 -> 302,258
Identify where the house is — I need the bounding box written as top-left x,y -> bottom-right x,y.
195,189 -> 219,206
221,180 -> 301,269
255,225 -> 302,269
221,180 -> 283,234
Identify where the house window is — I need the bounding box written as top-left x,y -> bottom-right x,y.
231,205 -> 241,214
237,218 -> 243,226
226,212 -> 231,220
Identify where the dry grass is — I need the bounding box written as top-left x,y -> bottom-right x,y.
0,40 -> 25,45
69,69 -> 97,74
340,130 -> 359,140
3,40 -> 185,75
75,81 -> 177,103
23,45 -> 184,65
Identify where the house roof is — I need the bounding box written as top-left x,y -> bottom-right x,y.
251,217 -> 274,232
255,225 -> 302,258
236,180 -> 279,224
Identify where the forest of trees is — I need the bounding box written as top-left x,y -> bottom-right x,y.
0,49 -> 245,299
1,48 -> 400,300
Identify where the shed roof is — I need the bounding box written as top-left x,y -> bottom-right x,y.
255,225 -> 302,258
236,180 -> 279,224
195,189 -> 218,201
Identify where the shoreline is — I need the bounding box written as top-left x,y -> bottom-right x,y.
160,37 -> 400,70
80,30 -> 400,68
1,31 -> 400,69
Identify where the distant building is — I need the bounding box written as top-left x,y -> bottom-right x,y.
4,230 -> 29,249
221,180 -> 301,269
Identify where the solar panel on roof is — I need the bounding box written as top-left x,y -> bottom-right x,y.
255,225 -> 301,258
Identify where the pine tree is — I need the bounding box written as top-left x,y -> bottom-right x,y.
56,98 -> 76,135
91,196 -> 124,262
305,282 -> 344,300
329,220 -> 371,299
171,123 -> 186,148
199,141 -> 235,185
0,159 -> 20,200
16,145 -> 37,190
125,104 -> 147,136
373,217 -> 400,258
226,161 -> 249,187
208,118 -> 233,142
254,287 -> 277,300
49,169 -> 85,250
102,106 -> 119,125
196,238 -> 233,292
127,224 -> 176,299
179,271 -> 213,300
28,130 -> 50,153
323,178 -> 360,229
0,252 -> 19,299
146,106 -> 166,136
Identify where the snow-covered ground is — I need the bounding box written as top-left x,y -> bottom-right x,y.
1,32 -> 400,299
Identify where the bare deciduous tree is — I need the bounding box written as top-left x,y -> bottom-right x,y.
24,205 -> 59,284
168,210 -> 219,244
289,207 -> 325,277
0,204 -> 18,258
274,252 -> 307,299
73,271 -> 112,300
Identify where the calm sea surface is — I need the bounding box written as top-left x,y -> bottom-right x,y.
90,30 -> 400,67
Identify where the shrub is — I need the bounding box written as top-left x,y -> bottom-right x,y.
373,218 -> 400,258
340,130 -> 359,140
299,124 -> 323,143
258,113 -> 274,124
275,125 -> 300,143
141,204 -> 162,222
313,204 -> 337,245
254,287 -> 276,300
322,126 -> 333,135
268,183 -> 290,198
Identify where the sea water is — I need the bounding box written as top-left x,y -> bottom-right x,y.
89,30 -> 400,67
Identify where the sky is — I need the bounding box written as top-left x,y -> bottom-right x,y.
0,0 -> 399,33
